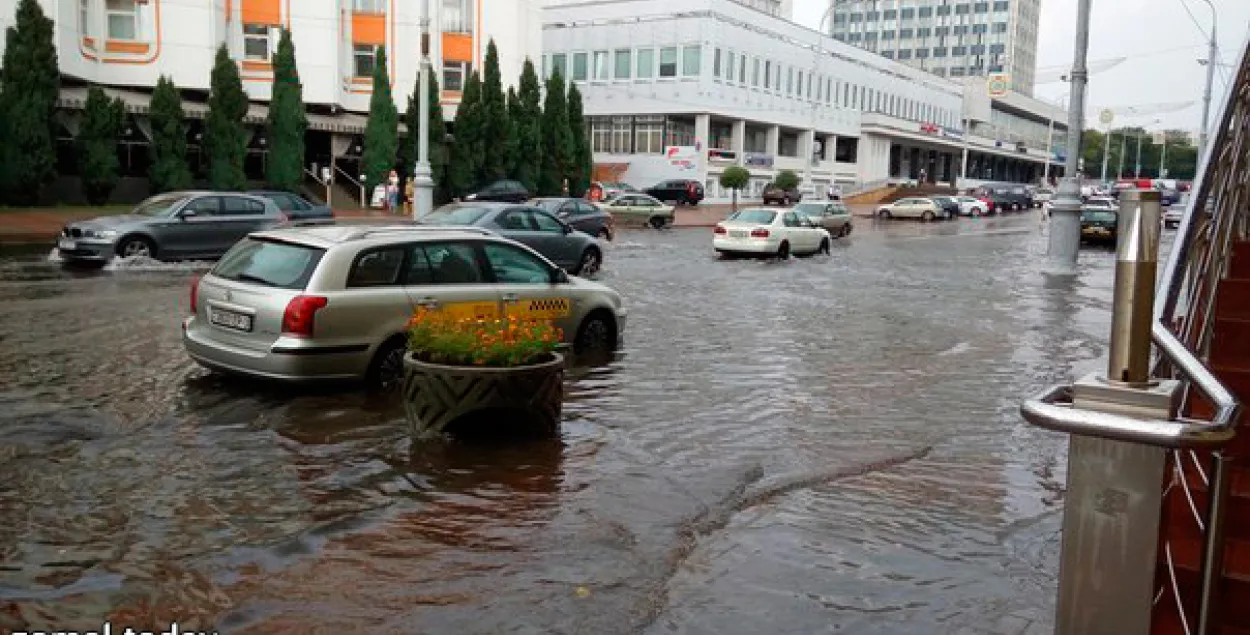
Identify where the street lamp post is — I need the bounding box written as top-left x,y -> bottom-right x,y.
1196,0 -> 1218,159
412,0 -> 436,220
1046,0 -> 1094,274
1159,133 -> 1168,178
1044,93 -> 1069,184
1099,128 -> 1111,183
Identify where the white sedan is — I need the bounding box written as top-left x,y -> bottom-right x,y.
714,208 -> 831,258
954,196 -> 989,217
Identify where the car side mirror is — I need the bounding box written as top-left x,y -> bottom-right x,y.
551,268 -> 570,284
179,209 -> 197,219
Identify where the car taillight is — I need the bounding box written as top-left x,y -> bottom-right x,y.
282,295 -> 328,338
750,228 -> 770,238
714,225 -> 726,234
189,274 -> 200,315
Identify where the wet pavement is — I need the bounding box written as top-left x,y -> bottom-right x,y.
0,215 -> 1164,634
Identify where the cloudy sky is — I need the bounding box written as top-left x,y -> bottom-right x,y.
792,0 -> 1250,134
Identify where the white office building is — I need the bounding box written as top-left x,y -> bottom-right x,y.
829,0 -> 1041,96
542,0 -> 1065,203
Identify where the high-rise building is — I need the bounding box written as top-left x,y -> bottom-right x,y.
828,0 -> 1040,96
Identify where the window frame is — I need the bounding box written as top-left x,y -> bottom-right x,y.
347,246 -> 407,288
243,24 -> 273,62
353,44 -> 378,78
658,46 -> 679,79
481,242 -> 556,285
105,0 -> 138,41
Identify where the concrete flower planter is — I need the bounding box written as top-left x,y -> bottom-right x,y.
401,352 -> 565,439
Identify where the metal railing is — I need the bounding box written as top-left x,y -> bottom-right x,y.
1019,28 -> 1248,635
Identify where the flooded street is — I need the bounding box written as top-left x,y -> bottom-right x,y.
0,215 -> 1157,634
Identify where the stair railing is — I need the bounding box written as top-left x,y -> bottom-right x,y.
1019,29 -> 1247,635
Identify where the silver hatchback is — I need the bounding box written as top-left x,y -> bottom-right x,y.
181,222 -> 627,388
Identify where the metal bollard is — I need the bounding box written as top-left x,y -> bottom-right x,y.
1023,188 -> 1183,635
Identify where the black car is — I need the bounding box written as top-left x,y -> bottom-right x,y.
465,179 -> 531,203
533,197 -> 616,240
643,179 -> 704,206
247,190 -> 333,219
1080,207 -> 1118,245
973,183 -> 1031,211
761,184 -> 802,206
421,202 -> 604,275
928,196 -> 960,220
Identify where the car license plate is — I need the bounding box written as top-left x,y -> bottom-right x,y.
209,307 -> 253,331
57,238 -> 75,251
730,230 -> 749,238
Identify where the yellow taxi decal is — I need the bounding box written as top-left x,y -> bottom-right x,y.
509,298 -> 572,320
438,301 -> 502,321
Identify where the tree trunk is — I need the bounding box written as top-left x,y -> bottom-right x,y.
732,190 -> 738,212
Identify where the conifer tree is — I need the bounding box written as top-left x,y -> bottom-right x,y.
538,71 -> 573,196
478,40 -> 509,183
78,87 -> 126,205
204,44 -> 249,190
513,59 -> 544,195
449,71 -> 484,196
148,76 -> 193,193
361,46 -> 399,194
566,82 -> 592,197
266,28 -> 307,192
0,0 -> 60,204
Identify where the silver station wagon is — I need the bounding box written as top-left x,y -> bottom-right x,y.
182,222 -> 627,388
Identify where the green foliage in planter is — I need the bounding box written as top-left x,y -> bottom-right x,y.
204,44 -> 249,191
77,87 -> 126,205
148,76 -> 193,193
266,28 -> 307,192
406,309 -> 561,368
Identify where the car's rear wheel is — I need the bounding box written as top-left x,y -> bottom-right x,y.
117,235 -> 156,259
575,247 -> 602,276
574,311 -> 617,353
921,211 -> 935,222
819,238 -> 831,255
878,209 -> 892,218
649,216 -> 667,229
365,336 -> 407,392
776,241 -> 790,260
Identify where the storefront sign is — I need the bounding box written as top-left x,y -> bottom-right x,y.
708,149 -> 738,163
919,122 -> 940,135
744,153 -> 774,168
665,145 -> 700,172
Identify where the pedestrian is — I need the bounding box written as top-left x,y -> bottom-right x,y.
405,177 -> 415,216
918,168 -> 927,184
386,170 -> 400,214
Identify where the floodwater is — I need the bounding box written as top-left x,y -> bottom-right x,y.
0,215 -> 1163,634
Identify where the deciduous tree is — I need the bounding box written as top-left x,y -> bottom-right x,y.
266,28 -> 307,192
204,44 -> 249,190
77,87 -> 126,205
148,76 -> 193,193
720,166 -> 750,212
773,169 -> 800,191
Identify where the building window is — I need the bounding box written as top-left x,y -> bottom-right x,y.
974,2 -> 989,13
787,67 -> 793,94
681,45 -> 701,77
572,52 -> 588,81
664,118 -> 695,148
637,48 -> 654,79
751,58 -> 760,87
243,24 -> 273,61
726,50 -> 735,81
953,45 -> 967,55
763,61 -> 771,89
919,6 -> 933,17
898,49 -> 911,60
883,50 -> 895,59
614,49 -> 631,79
80,0 -> 92,37
773,63 -> 782,91
993,0 -> 1008,11
551,53 -> 567,79
635,118 -> 663,153
442,60 -> 470,91
713,48 -> 722,78
105,0 -> 137,40
441,0 -> 470,32
611,117 -> 631,153
992,22 -> 1008,33
738,53 -> 747,83
353,0 -> 386,11
592,50 -> 609,80
354,44 -> 378,77
825,78 -> 832,104
795,70 -> 801,96
591,117 -> 612,153
934,47 -> 948,57
659,47 -> 678,78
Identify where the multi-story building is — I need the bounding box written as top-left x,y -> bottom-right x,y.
543,0 -> 1064,202
0,0 -> 543,195
829,0 -> 1040,96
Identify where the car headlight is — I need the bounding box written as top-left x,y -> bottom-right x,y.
96,229 -> 118,239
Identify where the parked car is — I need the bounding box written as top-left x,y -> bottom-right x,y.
57,191 -> 284,265
533,197 -> 616,240
1163,205 -> 1184,229
598,181 -> 640,199
643,179 -> 705,206
1158,187 -> 1181,206
713,208 -> 831,258
422,202 -> 603,276
247,190 -> 333,219
954,196 -> 990,217
464,179 -> 531,203
973,183 -> 1031,211
792,201 -> 853,237
928,196 -> 960,220
761,184 -> 802,206
599,193 -> 676,228
182,223 -> 626,389
876,197 -> 946,221
1080,207 -> 1118,245
1085,196 -> 1118,211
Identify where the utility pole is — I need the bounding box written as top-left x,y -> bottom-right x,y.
1046,0 -> 1094,274
1197,0 -> 1218,159
412,0 -> 435,219
1159,133 -> 1168,178
1134,131 -> 1143,179
1099,129 -> 1111,183
1117,134 -> 1126,179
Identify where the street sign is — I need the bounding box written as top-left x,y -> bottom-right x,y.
1151,131 -> 1166,145
987,73 -> 1010,97
1099,109 -> 1115,125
